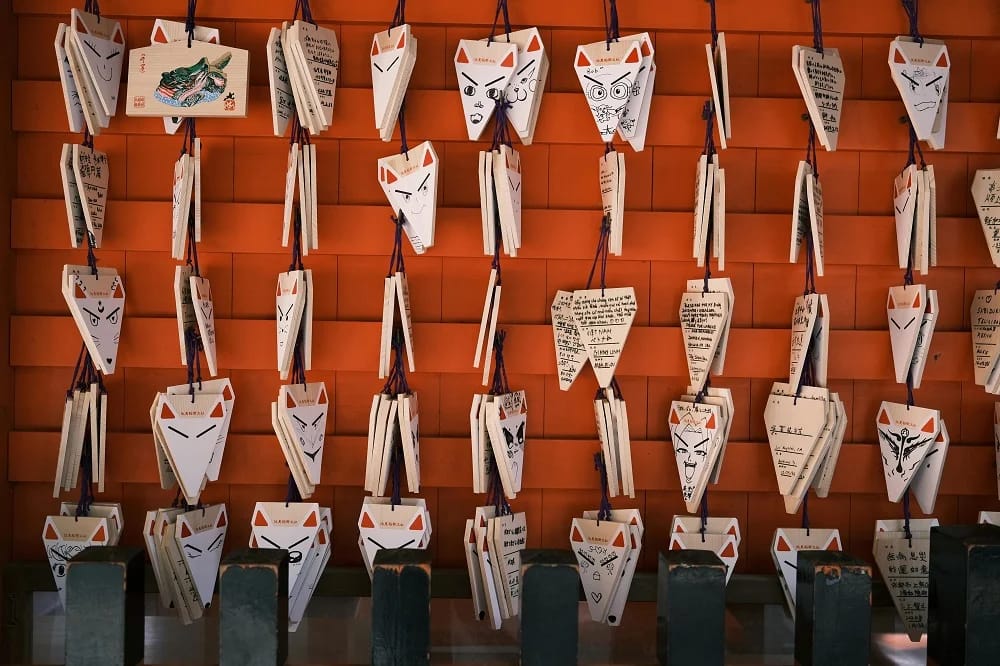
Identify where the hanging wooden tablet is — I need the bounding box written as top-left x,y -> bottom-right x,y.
126,40 -> 249,117
55,24 -> 85,133
494,27 -> 548,145
971,290 -> 1000,388
43,515 -> 111,607
571,287 -> 637,388
771,527 -> 842,617
371,25 -> 416,140
693,154 -> 711,261
788,293 -> 819,389
668,401 -> 723,513
156,393 -> 226,505
357,499 -> 429,569
392,272 -> 416,371
485,391 -> 527,498
811,393 -> 848,498
285,21 -> 339,129
789,160 -> 812,263
171,153 -> 194,258
377,141 -> 439,253
166,378 -> 234,483
876,401 -> 941,502
175,504 -> 228,608
873,518 -> 937,641
289,512 -> 331,632
250,502 -> 322,603
60,502 -> 123,545
889,37 -> 949,142
972,169 -> 1000,268
615,33 -> 655,152
671,515 -> 740,547
550,290 -> 589,391
273,401 -> 314,498
574,39 -> 643,142
151,20 -> 221,135
63,270 -> 124,375
398,392 -> 421,493
454,39 -> 517,140
69,9 -> 125,117
686,279 -> 735,368
276,270 -> 307,376
793,46 -> 845,151
908,419 -> 949,514
763,387 -> 827,495
64,22 -> 109,134
72,144 -> 109,247
280,382 -> 328,488
806,171 -> 825,275
570,517 -> 630,624
189,276 -> 218,377
705,32 -> 732,146
887,284 -> 927,384
600,150 -> 626,255
489,512 -> 528,617
669,531 -> 738,582
267,27 -> 296,137
679,290 -> 729,392
776,386 -> 836,514
59,143 -> 87,248
894,165 -> 919,268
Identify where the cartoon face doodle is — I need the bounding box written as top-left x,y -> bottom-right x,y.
879,426 -> 935,476
82,37 -> 121,82
506,60 -> 537,105
673,427 -> 709,484
454,40 -> 516,140
48,543 -> 85,581
890,42 -> 949,123
72,274 -> 125,371
581,69 -> 633,125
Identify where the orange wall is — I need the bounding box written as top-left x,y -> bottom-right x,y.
10,1 -> 1000,576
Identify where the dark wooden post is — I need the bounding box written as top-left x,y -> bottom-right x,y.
928,524 -> 1000,666
64,546 -> 144,666
219,548 -> 288,666
520,549 -> 578,666
794,550 -> 871,666
657,549 -> 726,666
371,548 -> 431,666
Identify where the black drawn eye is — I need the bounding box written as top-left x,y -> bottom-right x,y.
207,534 -> 224,552
418,174 -> 430,195
395,189 -> 413,202
486,87 -> 502,100
83,307 -> 100,327
463,85 -> 477,96
106,307 -> 120,325
52,562 -> 67,577
196,424 -> 217,438
695,450 -> 707,458
589,85 -> 607,101
610,81 -> 631,100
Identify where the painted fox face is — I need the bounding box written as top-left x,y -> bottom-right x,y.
72,274 -> 125,372
380,145 -> 437,218
285,383 -> 328,466
276,272 -> 305,362
251,503 -> 321,596
454,39 -> 516,138
175,505 -> 227,607
890,42 -> 949,116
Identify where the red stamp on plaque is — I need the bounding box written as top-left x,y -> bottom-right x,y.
224,98 -> 235,112
133,96 -> 145,109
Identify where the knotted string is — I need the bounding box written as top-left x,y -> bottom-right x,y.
901,0 -> 923,45
706,0 -> 719,48
803,230 -> 817,297
904,120 -> 927,170
387,214 -> 407,277
488,0 -> 511,44
809,0 -> 824,54
585,216 -> 612,295
184,327 -> 204,401
288,207 -> 305,272
490,99 -> 514,150
186,0 -> 198,48
85,234 -> 99,276
488,330 -> 511,397
603,0 -> 621,49
389,435 -> 404,508
388,0 -> 406,30
179,118 -> 197,157
382,328 -> 412,397
594,452 -> 613,522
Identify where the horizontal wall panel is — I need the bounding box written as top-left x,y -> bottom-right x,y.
9,432 -> 995,496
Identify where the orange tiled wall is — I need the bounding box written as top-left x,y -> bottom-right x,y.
10,1 -> 1000,575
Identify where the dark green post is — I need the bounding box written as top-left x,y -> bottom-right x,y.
65,546 -> 144,666
928,524 -> 1000,665
657,550 -> 726,666
219,548 -> 288,666
794,551 -> 871,666
520,549 -> 578,666
371,549 -> 431,666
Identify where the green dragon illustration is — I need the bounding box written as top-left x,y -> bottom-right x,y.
154,52 -> 231,108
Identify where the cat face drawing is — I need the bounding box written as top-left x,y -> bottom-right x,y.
574,41 -> 642,141
71,273 -> 125,374
454,40 -> 517,140
284,383 -> 329,475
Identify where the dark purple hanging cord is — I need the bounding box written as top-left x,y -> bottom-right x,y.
901,0 -> 923,45
603,0 -> 621,49
809,0 -> 824,54
293,0 -> 316,25
699,491 -> 709,542
487,0 -> 512,44
397,99 -> 410,158
388,0 -> 406,30
801,493 -> 811,535
186,0 -> 198,48
585,216 -> 611,296
594,452 -> 613,522
902,491 -> 913,544
84,0 -> 100,20
701,101 -> 717,287
706,0 -> 719,48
